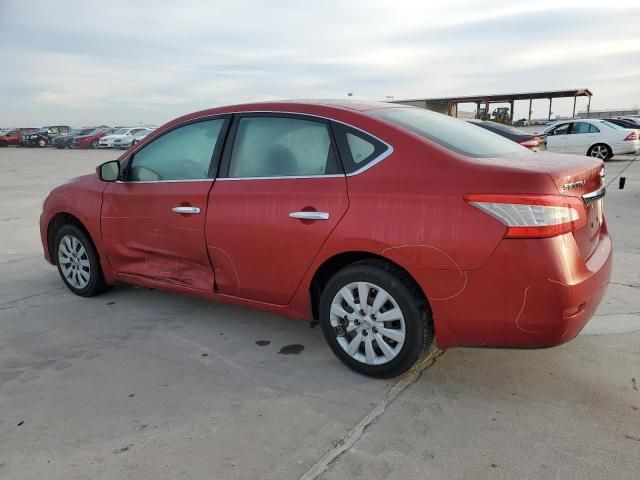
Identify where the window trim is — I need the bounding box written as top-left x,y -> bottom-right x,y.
118,111 -> 393,183
119,115 -> 231,183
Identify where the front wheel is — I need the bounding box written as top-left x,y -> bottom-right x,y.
90,140 -> 98,149
588,144 -> 612,160
37,138 -> 47,148
319,260 -> 432,378
54,224 -> 109,297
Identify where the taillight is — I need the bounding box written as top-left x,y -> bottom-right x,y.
465,194 -> 586,238
518,138 -> 539,148
624,131 -> 638,141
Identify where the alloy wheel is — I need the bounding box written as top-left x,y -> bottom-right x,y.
57,235 -> 91,289
590,145 -> 609,159
330,281 -> 406,365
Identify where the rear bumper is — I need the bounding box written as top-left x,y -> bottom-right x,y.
431,222 -> 612,349
613,141 -> 640,155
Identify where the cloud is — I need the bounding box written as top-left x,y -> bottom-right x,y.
0,0 -> 639,125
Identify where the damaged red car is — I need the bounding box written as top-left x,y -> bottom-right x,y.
39,101 -> 612,377
72,127 -> 115,149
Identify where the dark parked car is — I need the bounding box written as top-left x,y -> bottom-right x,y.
605,118 -> 640,129
0,128 -> 37,147
52,128 -> 97,149
21,126 -> 71,148
467,119 -> 545,151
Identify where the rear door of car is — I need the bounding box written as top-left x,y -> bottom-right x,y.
565,121 -> 599,154
101,116 -> 229,291
206,113 -> 348,304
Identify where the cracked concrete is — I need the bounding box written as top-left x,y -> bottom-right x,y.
1,148 -> 638,479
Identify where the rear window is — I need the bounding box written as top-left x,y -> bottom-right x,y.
372,108 -> 531,157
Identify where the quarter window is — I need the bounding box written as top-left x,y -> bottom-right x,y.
333,123 -> 389,173
128,119 -> 223,181
228,116 -> 340,178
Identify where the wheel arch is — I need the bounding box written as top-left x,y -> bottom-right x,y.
309,251 -> 432,325
47,212 -> 96,265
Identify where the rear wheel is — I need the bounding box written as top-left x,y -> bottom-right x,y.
54,224 -> 109,297
0,140 -> 7,147
588,144 -> 612,160
319,260 -> 432,378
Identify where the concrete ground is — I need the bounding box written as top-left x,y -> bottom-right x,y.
0,147 -> 638,480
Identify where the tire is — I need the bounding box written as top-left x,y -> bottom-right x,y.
588,144 -> 612,161
0,140 -> 7,147
90,140 -> 98,149
319,260 -> 432,378
37,138 -> 47,148
54,224 -> 109,297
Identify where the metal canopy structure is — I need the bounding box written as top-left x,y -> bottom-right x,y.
393,88 -> 593,123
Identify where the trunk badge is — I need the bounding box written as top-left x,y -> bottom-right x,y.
562,180 -> 586,190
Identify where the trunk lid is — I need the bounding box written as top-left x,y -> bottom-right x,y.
472,152 -> 605,260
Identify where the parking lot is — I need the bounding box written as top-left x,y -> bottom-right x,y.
1,147 -> 638,479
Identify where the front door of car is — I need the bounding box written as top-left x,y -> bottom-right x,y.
545,123 -> 572,152
565,122 -> 599,154
206,113 -> 348,305
101,117 -> 229,291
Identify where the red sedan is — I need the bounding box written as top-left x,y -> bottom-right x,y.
39,101 -> 612,377
0,128 -> 37,147
72,128 -> 115,149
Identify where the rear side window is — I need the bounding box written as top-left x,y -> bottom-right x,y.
572,122 -> 592,134
228,116 -> 340,178
332,123 -> 389,173
129,119 -> 223,181
372,107 -> 531,157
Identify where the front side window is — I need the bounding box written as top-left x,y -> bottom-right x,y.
372,107 -> 531,157
550,123 -> 572,136
228,116 -> 340,178
128,119 -> 224,181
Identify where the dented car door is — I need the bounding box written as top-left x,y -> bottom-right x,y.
101,117 -> 229,291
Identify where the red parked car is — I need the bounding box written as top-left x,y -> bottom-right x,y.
0,128 -> 37,147
39,101 -> 612,377
72,128 -> 115,149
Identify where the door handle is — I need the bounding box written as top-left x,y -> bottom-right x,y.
172,206 -> 201,214
289,211 -> 330,221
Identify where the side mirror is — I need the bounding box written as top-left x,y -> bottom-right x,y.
97,160 -> 121,182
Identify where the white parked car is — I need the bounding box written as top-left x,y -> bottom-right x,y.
112,128 -> 155,149
543,119 -> 640,160
98,127 -> 152,148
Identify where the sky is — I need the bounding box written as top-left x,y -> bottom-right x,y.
1,0 -> 639,127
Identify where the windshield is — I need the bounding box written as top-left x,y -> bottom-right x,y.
372,108 -> 531,157
112,128 -> 129,135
